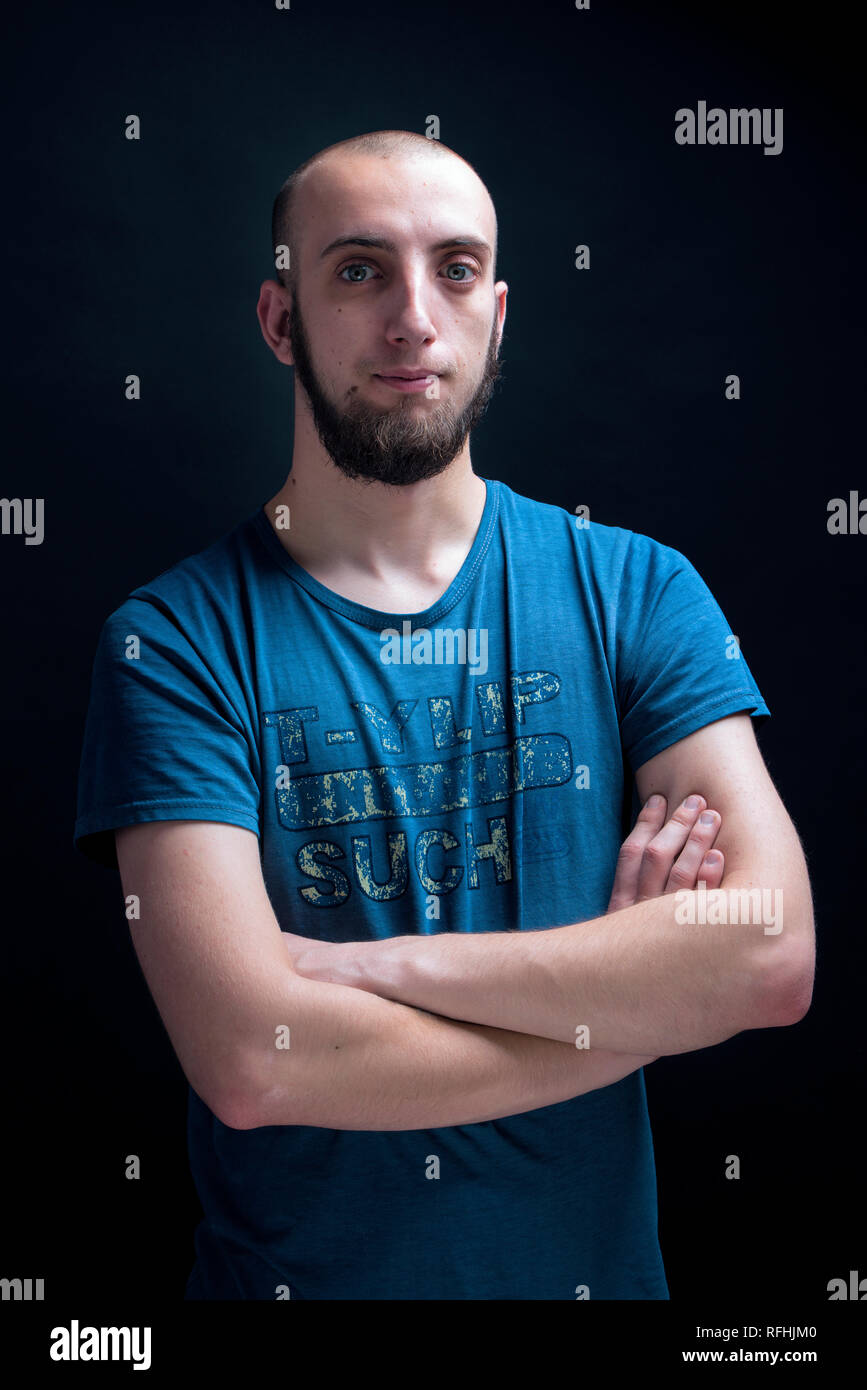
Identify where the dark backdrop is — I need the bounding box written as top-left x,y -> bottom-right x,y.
2,0 -> 862,1322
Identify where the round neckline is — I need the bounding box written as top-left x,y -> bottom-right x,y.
251,476 -> 500,630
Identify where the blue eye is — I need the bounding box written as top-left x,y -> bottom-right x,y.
443,262 -> 477,282
339,263 -> 375,283
337,260 -> 478,284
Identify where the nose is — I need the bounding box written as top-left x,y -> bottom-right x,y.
382,262 -> 438,348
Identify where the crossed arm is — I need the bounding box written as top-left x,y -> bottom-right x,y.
117,714 -> 814,1131
287,715 -> 816,1057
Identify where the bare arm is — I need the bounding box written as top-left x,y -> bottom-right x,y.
291,889 -> 774,1057
116,820 -> 653,1133
292,717 -> 815,1057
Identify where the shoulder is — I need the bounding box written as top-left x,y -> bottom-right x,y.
494,479 -> 692,590
98,511 -> 269,648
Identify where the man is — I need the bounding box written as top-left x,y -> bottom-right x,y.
74,129 -> 814,1300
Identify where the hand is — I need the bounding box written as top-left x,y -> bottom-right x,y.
606,793 -> 724,913
282,927 -> 408,992
281,929 -> 333,965
289,933 -> 411,993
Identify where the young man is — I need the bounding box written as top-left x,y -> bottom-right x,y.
74,129 -> 814,1300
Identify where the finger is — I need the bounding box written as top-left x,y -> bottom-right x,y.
696,849 -> 725,892
606,795 -> 669,912
635,794 -> 707,901
662,808 -> 722,893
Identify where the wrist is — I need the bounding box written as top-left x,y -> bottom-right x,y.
368,934 -> 422,999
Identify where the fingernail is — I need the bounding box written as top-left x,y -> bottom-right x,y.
685,795 -> 702,809
700,811 -> 716,825
647,794 -> 664,808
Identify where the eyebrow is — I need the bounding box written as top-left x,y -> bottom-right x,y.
318,233 -> 493,262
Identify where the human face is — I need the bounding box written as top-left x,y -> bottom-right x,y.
286,154 -> 507,487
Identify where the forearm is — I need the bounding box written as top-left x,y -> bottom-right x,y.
243,968 -> 655,1131
344,887 -> 797,1056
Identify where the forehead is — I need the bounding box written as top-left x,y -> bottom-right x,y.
296,152 -> 495,260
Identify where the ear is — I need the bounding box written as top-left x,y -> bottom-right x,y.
256,279 -> 295,366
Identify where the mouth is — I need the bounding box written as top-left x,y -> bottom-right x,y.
374,372 -> 438,394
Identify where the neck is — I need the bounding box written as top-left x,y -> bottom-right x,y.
265,441 -> 487,588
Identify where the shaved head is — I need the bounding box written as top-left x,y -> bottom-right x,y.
272,130 -> 498,293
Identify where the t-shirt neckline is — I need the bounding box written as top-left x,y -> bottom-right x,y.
250,476 -> 500,630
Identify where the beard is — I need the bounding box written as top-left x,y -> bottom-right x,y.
286,291 -> 502,487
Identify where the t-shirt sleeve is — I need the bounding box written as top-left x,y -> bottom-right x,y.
615,532 -> 771,772
74,597 -> 261,868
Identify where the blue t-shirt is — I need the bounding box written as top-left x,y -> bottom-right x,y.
74,477 -> 770,1300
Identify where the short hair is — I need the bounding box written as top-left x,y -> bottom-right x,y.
271,130 -> 495,292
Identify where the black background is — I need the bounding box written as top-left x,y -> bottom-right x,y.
2,0 -> 863,1327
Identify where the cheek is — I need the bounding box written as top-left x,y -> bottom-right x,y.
466,316 -> 495,361
320,316 -> 372,374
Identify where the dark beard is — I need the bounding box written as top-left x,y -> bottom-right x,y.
287,293 -> 502,487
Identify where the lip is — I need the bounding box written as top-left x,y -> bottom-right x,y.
374,372 -> 438,394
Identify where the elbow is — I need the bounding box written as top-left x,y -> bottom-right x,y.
751,926 -> 816,1029
215,1048 -> 316,1130
769,952 -> 815,1026
209,1055 -> 274,1131
721,871 -> 815,1031
215,1092 -> 263,1131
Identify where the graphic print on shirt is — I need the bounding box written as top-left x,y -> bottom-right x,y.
262,669 -> 574,908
